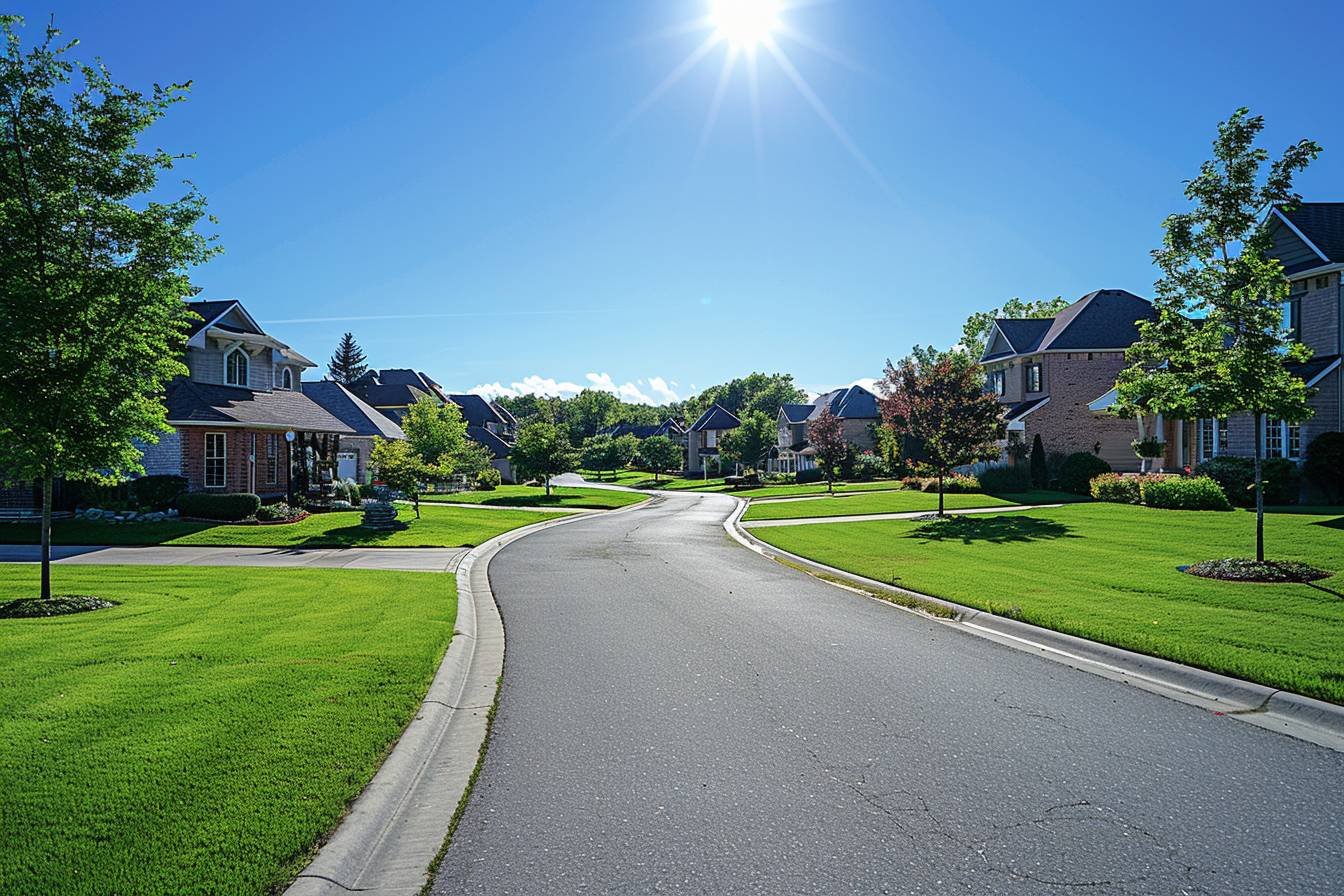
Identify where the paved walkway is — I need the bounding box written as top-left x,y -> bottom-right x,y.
741,486 -> 908,504
0,544 -> 469,572
740,502 -> 1064,527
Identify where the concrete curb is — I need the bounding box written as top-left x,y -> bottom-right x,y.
723,499 -> 1344,754
284,499 -> 656,896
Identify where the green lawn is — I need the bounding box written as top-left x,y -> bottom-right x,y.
0,504 -> 566,548
753,503 -> 1344,703
421,484 -> 647,510
742,489 -> 1074,521
0,564 -> 456,895
579,469 -> 659,486
625,474 -> 916,498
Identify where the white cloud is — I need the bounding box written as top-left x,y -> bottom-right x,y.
470,373 -> 681,406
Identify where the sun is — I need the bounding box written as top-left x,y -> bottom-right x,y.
710,0 -> 780,49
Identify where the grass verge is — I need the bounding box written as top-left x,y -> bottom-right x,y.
751,503 -> 1344,703
741,489 -> 1075,521
421,484 -> 647,510
0,564 -> 457,895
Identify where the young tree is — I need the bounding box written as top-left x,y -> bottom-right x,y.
1029,433 -> 1047,488
399,395 -> 468,471
327,332 -> 368,385
1114,109 -> 1319,562
807,408 -> 848,494
0,17 -> 216,601
512,421 -> 580,496
370,438 -> 426,518
879,351 -> 1003,515
580,434 -> 622,481
961,297 -> 1069,358
636,435 -> 682,483
567,389 -> 621,443
719,410 -> 775,474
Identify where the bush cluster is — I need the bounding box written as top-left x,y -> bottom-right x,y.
1089,472 -> 1141,504
1140,475 -> 1232,511
796,467 -> 825,485
1195,456 -> 1300,506
849,451 -> 887,481
131,475 -> 188,510
1058,452 -> 1112,495
178,492 -> 261,521
977,465 -> 1031,494
331,479 -> 362,506
475,467 -> 502,490
901,474 -> 981,493
255,502 -> 303,522
1304,432 -> 1344,502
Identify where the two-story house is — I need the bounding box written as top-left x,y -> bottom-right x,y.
1184,203 -> 1341,467
301,381 -> 406,485
151,300 -> 355,497
769,384 -> 881,474
448,392 -> 519,483
981,289 -> 1160,472
687,404 -> 740,474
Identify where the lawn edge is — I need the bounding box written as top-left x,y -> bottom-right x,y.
283,497 -> 654,894
723,498 -> 1344,754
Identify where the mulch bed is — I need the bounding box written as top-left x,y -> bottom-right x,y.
0,595 -> 121,619
1183,558 -> 1332,584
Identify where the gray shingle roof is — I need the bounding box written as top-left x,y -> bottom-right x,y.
830,384 -> 880,419
780,404 -> 813,424
184,300 -> 241,338
302,381 -> 405,439
1287,354 -> 1341,387
166,378 -> 354,433
690,404 -> 740,432
985,290 -> 1156,362
1002,396 -> 1049,422
993,318 -> 1052,355
605,419 -> 686,439
448,393 -> 508,428
1277,203 -> 1344,265
467,426 -> 512,459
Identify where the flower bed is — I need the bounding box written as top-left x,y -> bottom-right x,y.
1184,558 -> 1331,584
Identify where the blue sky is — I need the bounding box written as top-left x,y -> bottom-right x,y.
16,0 -> 1344,401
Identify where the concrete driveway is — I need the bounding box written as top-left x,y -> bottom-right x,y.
432,490 -> 1344,895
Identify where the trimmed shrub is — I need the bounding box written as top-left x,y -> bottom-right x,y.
904,474 -> 982,493
1058,452 -> 1111,495
476,467 -> 502,490
1304,432 -> 1344,503
1029,434 -> 1047,488
178,492 -> 261,521
358,483 -> 379,499
255,502 -> 303,522
978,464 -> 1031,494
131,474 -> 188,510
850,451 -> 886,481
796,467 -> 825,484
1090,473 -> 1140,504
1196,455 -> 1300,506
1140,475 -> 1232,511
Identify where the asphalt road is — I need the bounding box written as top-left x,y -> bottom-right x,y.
432,491 -> 1344,895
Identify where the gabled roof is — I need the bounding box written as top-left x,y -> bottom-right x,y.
448,393 -> 509,429
827,384 -> 880,419
165,378 -> 354,433
349,369 -> 443,410
1287,354 -> 1341,388
981,290 -> 1156,362
689,404 -> 740,432
467,426 -> 513,459
184,300 -> 245,338
302,381 -> 405,439
780,403 -> 813,424
1002,396 -> 1049,423
1274,202 -> 1344,269
605,419 -> 686,439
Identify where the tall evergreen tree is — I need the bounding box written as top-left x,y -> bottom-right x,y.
0,17 -> 216,601
327,331 -> 368,385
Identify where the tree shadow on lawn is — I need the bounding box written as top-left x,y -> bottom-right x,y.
905,515 -> 1074,545
1309,515 -> 1344,531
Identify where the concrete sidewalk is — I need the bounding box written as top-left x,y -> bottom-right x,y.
0,544 -> 469,572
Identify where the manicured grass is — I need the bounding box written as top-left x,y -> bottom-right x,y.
421,484 -> 647,510
625,474 -> 916,498
753,503 -> 1344,703
742,489 -> 1077,521
0,505 -> 566,548
0,564 -> 457,895
579,469 -> 658,486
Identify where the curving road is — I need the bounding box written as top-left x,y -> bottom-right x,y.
432,491 -> 1344,895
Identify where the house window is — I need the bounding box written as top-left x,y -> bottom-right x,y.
1316,275 -> 1330,290
280,368 -> 293,390
986,369 -> 1006,396
1265,417 -> 1283,457
1290,279 -> 1308,294
1288,422 -> 1301,459
1197,418 -> 1229,462
225,348 -> 249,387
1263,417 -> 1303,460
1025,363 -> 1043,393
1281,299 -> 1301,342
266,433 -> 279,484
204,432 -> 227,489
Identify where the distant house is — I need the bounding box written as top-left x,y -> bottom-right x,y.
446,393 -> 518,483
603,419 -> 688,441
686,404 -> 740,474
302,381 -> 405,484
348,368 -> 450,423
770,385 -> 881,474
981,289 -> 1160,472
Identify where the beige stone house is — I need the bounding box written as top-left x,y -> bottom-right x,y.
769,385 -> 881,474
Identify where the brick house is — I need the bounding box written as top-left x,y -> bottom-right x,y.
150,301 -> 354,497
301,380 -> 406,484
1175,203 -> 1341,467
769,384 -> 881,474
980,289 -> 1161,472
687,404 -> 740,474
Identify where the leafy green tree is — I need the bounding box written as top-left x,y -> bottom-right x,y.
399,395 -> 469,474
880,350 -> 1002,515
0,17 -> 216,601
636,435 -> 682,482
719,410 -> 775,474
687,373 -> 806,420
370,438 -> 427,518
567,389 -> 621,443
512,421 -> 579,496
961,297 -> 1069,358
1114,109 -> 1319,562
807,408 -> 848,494
327,332 -> 368,385
580,434 -> 623,481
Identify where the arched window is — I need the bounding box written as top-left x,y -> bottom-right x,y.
281,368 -> 293,390
225,347 -> 249,387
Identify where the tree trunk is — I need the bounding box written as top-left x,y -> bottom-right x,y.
41,472 -> 53,602
1253,414 -> 1264,563
938,473 -> 945,516
545,475 -> 552,497
413,493 -> 421,519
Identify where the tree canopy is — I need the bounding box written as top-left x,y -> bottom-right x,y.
636,435 -> 682,482
511,421 -> 579,495
0,16 -> 216,599
960,297 -> 1068,359
719,410 -> 775,473
327,332 -> 368,385
807,408 -> 848,493
685,373 -> 806,421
